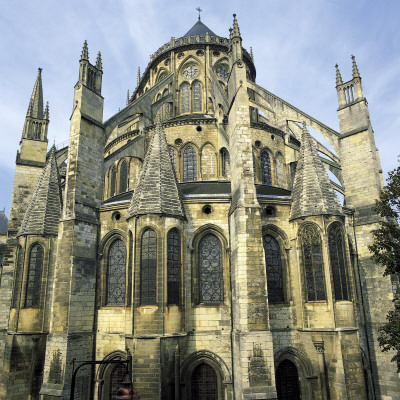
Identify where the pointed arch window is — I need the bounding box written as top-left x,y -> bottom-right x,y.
181,82 -> 190,114
221,148 -> 230,179
141,229 -> 157,305
263,235 -> 284,303
167,228 -> 181,305
106,239 -> 126,305
192,81 -> 202,112
119,160 -> 128,193
199,234 -> 223,303
184,146 -> 197,181
261,150 -> 272,185
110,167 -> 117,196
301,225 -> 326,301
25,244 -> 43,308
328,223 -> 349,301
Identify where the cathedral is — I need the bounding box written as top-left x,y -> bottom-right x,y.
0,13 -> 399,400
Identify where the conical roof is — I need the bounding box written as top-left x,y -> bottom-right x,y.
290,125 -> 342,220
17,146 -> 62,236
27,68 -> 44,119
0,209 -> 8,235
127,119 -> 185,219
184,18 -> 216,36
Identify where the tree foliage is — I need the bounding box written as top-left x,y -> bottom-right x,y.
369,163 -> 400,370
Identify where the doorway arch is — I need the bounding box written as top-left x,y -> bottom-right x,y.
276,359 -> 301,399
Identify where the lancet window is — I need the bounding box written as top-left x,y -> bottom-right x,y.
181,82 -> 190,114
167,228 -> 181,305
106,239 -> 126,305
261,150 -> 272,185
199,234 -> 223,303
140,229 -> 157,305
183,145 -> 197,181
192,81 -> 202,112
119,161 -> 128,193
328,223 -> 349,301
301,225 -> 326,301
25,244 -> 43,308
110,167 -> 116,197
263,235 -> 284,303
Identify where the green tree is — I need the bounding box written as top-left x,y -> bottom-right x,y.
369,163 -> 400,371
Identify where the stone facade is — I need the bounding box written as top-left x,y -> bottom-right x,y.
0,14 -> 399,400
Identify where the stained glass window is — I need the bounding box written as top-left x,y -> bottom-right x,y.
276,156 -> 286,188
193,81 -> 202,112
119,161 -> 128,193
191,363 -> 218,400
141,229 -> 157,305
263,235 -> 284,303
110,167 -> 116,196
169,146 -> 177,172
109,364 -> 126,400
253,153 -> 257,183
107,240 -> 126,305
290,161 -> 297,188
184,146 -> 197,181
181,82 -> 190,113
328,223 -> 349,301
301,225 -> 326,301
25,244 -> 43,308
276,360 -> 300,400
221,148 -> 230,179
167,228 -> 180,305
199,234 -> 223,303
12,247 -> 24,308
261,150 -> 272,185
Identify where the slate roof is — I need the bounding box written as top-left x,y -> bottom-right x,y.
127,119 -> 185,219
290,125 -> 342,220
0,209 -> 8,235
17,146 -> 62,236
184,19 -> 216,36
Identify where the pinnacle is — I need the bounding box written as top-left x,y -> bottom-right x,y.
27,68 -> 44,119
231,13 -> 241,38
44,101 -> 50,119
81,40 -> 89,60
127,117 -> 185,219
335,64 -> 343,86
351,54 -> 360,78
290,124 -> 342,220
126,89 -> 130,106
96,51 -> 102,70
17,146 -> 62,237
137,67 -> 141,86
250,47 -> 254,62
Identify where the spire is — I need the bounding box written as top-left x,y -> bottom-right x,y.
351,54 -> 360,78
126,90 -> 130,106
250,47 -> 254,62
44,101 -> 50,120
27,68 -> 44,119
96,51 -> 102,71
231,13 -> 241,38
17,145 -> 62,237
290,123 -> 342,220
81,40 -> 89,60
137,67 -> 141,86
127,116 -> 185,219
335,64 -> 343,86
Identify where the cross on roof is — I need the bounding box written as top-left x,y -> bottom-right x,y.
196,7 -> 203,20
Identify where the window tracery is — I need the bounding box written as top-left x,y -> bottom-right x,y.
167,228 -> 180,305
106,239 -> 126,305
141,229 -> 157,305
110,167 -> 116,197
263,235 -> 284,303
301,225 -> 326,301
328,223 -> 349,300
184,145 -> 197,181
25,244 -> 43,308
199,234 -> 223,303
261,150 -> 272,185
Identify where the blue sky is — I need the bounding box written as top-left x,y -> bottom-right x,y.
1,0 -> 400,216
